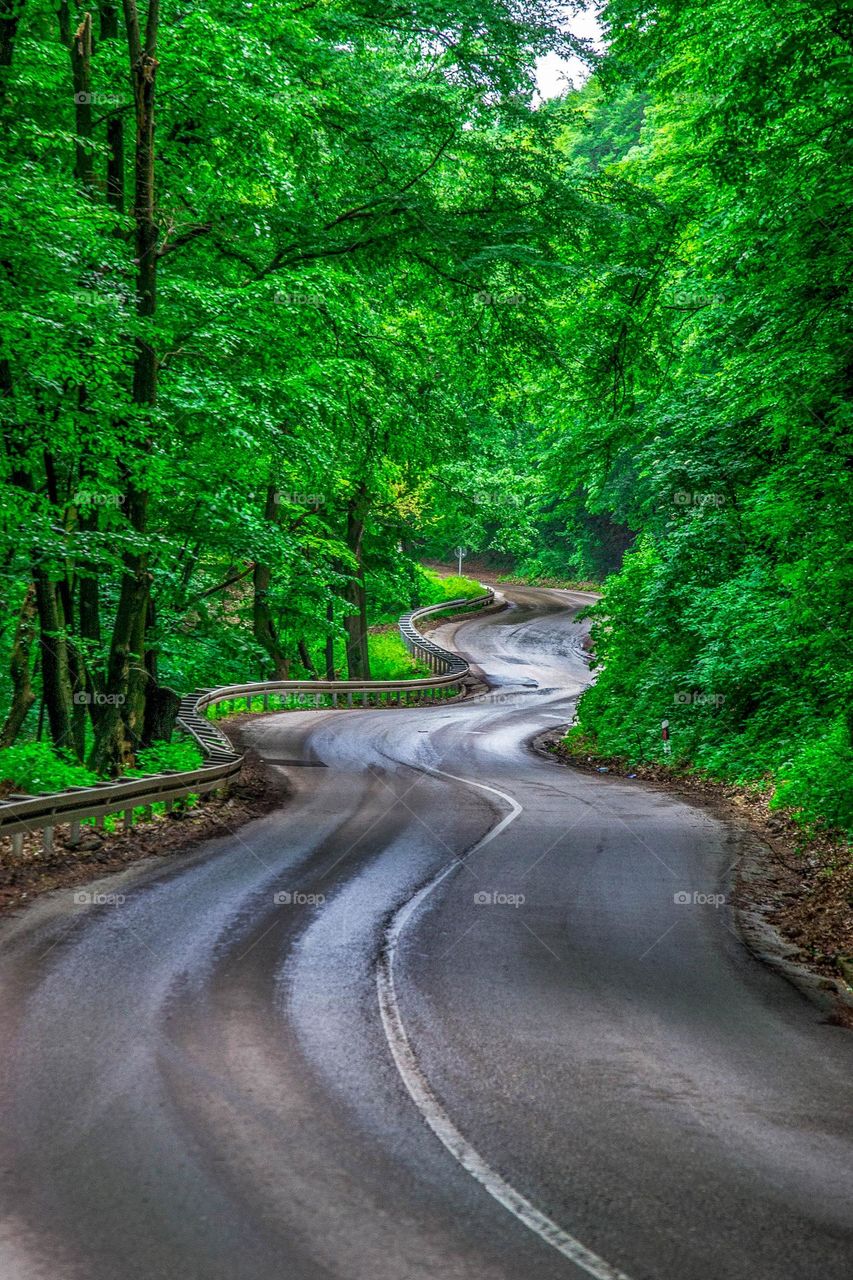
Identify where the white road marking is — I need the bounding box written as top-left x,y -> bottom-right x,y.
376,766 -> 634,1280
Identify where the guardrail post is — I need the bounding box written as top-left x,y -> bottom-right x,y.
43,825 -> 54,853
11,832 -> 23,858
263,693 -> 270,711
124,809 -> 133,831
69,819 -> 81,848
346,692 -> 353,708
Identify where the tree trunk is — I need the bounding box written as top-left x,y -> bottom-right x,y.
89,484 -> 150,772
0,0 -> 25,87
343,491 -> 371,680
324,600 -> 335,681
124,565 -> 149,749
2,370 -> 79,756
252,560 -> 289,678
33,572 -> 76,752
99,4 -> 125,211
90,0 -> 159,774
142,684 -> 179,745
0,585 -> 36,747
297,638 -> 318,679
69,12 -> 94,192
252,485 -> 289,678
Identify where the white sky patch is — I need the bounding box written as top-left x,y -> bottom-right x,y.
534,4 -> 604,101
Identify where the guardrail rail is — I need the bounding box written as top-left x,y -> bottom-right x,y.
0,590 -> 496,854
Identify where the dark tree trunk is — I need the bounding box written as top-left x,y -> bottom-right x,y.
2,370 -> 79,756
77,561 -> 101,654
298,638 -> 318,679
69,12 -> 94,192
89,483 -> 150,772
33,573 -> 76,752
99,4 -> 125,211
253,560 -> 289,678
324,600 -> 335,681
142,684 -> 179,745
343,491 -> 370,680
124,563 -> 149,750
106,113 -> 125,211
0,585 -> 37,748
0,0 -> 24,81
252,485 -> 290,678
90,0 -> 159,774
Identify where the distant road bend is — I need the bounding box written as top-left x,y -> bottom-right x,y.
0,585 -> 851,1280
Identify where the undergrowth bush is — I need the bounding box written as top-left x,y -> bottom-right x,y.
573,537 -> 853,837
367,632 -> 429,681
0,742 -> 99,794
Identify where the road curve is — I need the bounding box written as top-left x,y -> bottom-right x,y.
0,586 -> 851,1280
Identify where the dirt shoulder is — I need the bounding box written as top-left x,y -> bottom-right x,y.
0,731 -> 284,915
536,729 -> 853,1024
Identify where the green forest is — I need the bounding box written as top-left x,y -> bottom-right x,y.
1,0 -> 851,834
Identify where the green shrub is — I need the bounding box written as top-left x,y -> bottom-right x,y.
368,632 -> 430,681
573,536 -> 853,837
129,738 -> 204,776
0,742 -> 99,794
417,566 -> 485,605
770,720 -> 853,834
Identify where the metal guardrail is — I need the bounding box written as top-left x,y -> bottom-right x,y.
0,590 -> 495,852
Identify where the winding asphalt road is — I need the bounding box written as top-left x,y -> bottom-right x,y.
0,587 -> 851,1280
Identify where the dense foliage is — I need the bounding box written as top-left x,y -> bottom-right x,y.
1,1 -> 850,834
0,0 -> 577,774
552,2 -> 853,834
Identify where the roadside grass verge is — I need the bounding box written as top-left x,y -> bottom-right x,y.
498,572 -> 600,591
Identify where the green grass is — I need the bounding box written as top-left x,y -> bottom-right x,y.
367,631 -> 430,680
0,742 -> 99,794
498,572 -> 600,591
418,566 -> 485,604
0,738 -> 204,797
